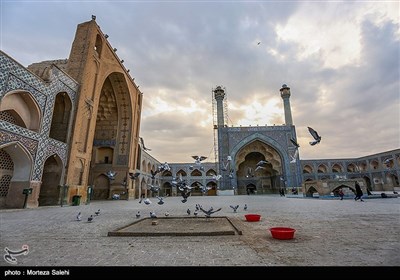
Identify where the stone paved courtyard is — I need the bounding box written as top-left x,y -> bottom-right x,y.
0,195 -> 399,267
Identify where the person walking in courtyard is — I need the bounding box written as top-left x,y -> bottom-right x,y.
354,182 -> 364,201
338,188 -> 344,200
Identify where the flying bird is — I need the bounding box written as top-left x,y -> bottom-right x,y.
230,205 -> 239,213
255,160 -> 268,171
105,170 -> 117,181
212,174 -> 222,181
290,149 -> 299,163
307,127 -> 322,145
199,206 -> 222,218
129,172 -> 140,180
257,41 -> 261,45
147,184 -> 160,193
290,138 -> 300,149
192,155 -> 207,165
383,158 -> 393,166
139,137 -> 151,151
150,170 -> 158,179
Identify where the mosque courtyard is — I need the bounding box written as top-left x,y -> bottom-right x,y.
0,194 -> 399,267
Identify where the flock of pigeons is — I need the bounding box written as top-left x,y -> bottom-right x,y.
77,203 -> 249,222
76,209 -> 101,222
132,203 -> 249,220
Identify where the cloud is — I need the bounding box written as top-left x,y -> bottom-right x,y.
1,1 -> 398,163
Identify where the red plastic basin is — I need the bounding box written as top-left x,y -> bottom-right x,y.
270,227 -> 296,240
245,214 -> 261,222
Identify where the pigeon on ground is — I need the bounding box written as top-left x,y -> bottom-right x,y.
95,209 -> 100,216
143,198 -> 151,205
307,127 -> 322,145
150,212 -> 157,218
164,212 -> 170,217
156,196 -> 164,205
230,205 -> 239,213
193,210 -> 198,217
187,208 -> 191,215
244,204 -> 248,211
136,211 -> 141,218
87,215 -> 94,222
76,212 -> 81,221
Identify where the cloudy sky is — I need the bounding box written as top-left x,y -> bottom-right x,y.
1,0 -> 399,163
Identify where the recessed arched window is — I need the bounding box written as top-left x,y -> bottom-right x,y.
49,92 -> 72,142
303,165 -> 313,174
94,34 -> 103,57
0,91 -> 41,132
331,163 -> 343,173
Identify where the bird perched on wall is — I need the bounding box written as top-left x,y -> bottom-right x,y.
307,127 -> 322,145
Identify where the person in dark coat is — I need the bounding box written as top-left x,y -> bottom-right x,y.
354,182 -> 364,201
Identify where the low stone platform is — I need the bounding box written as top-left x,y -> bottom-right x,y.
108,216 -> 242,236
